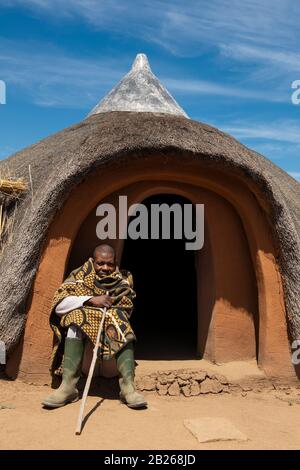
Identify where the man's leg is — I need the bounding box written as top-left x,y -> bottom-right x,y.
42,326 -> 84,408
116,341 -> 147,409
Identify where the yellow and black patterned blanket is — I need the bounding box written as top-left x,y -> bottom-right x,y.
49,258 -> 136,376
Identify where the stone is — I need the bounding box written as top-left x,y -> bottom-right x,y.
158,374 -> 168,385
178,373 -> 191,381
190,381 -> 201,396
141,376 -> 156,391
178,378 -> 190,386
200,378 -> 215,394
168,382 -> 181,396
212,374 -> 228,385
276,384 -> 290,391
182,385 -> 191,397
193,371 -> 207,382
166,374 -> 175,384
211,379 -> 223,394
229,384 -> 242,394
184,418 -> 248,443
241,385 -> 253,392
157,383 -> 168,396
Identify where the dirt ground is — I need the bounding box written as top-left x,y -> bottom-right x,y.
1,359 -> 300,450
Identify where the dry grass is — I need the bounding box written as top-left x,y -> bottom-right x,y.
0,177 -> 26,255
0,178 -> 27,196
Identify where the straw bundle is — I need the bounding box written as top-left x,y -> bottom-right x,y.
0,178 -> 27,196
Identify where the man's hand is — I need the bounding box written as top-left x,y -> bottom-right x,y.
84,295 -> 113,309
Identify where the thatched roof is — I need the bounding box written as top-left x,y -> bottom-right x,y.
0,110 -> 299,356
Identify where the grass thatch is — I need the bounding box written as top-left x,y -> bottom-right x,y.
0,177 -> 26,255
0,178 -> 27,196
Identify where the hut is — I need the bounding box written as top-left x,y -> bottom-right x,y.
0,53 -> 300,384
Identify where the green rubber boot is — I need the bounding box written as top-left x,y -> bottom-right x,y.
116,342 -> 147,409
42,337 -> 84,409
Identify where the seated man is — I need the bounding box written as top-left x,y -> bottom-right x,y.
42,243 -> 147,409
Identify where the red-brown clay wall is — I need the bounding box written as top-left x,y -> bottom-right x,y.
6,155 -> 294,382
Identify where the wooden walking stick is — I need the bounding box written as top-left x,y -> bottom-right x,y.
75,292 -> 109,435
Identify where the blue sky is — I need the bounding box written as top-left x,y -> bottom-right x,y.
0,0 -> 299,181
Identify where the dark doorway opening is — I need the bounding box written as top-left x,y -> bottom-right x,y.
121,194 -> 198,360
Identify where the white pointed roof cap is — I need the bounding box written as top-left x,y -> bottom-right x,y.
88,53 -> 188,118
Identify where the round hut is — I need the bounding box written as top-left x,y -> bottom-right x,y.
0,53 -> 300,384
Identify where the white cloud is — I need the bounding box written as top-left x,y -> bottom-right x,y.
2,0 -> 299,53
221,120 -> 300,144
220,44 -> 300,73
0,39 -> 128,108
164,78 -> 285,102
209,119 -> 300,164
2,0 -> 299,97
0,37 -> 286,109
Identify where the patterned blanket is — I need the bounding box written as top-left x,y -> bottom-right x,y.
49,258 -> 136,376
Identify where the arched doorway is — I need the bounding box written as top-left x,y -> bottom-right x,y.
64,180 -> 259,366
121,194 -> 198,360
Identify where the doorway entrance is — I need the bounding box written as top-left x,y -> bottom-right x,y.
121,194 -> 198,360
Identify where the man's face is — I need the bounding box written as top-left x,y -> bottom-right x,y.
93,250 -> 116,276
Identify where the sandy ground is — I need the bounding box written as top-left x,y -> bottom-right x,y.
1,360 -> 300,450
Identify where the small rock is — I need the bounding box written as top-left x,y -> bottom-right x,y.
182,385 -> 191,397
178,373 -> 191,381
141,376 -> 156,391
168,382 -> 181,396
193,371 -> 207,382
158,374 -> 168,385
241,385 -> 252,392
206,372 -> 215,379
213,374 -> 228,385
229,384 -> 242,394
274,383 -> 290,391
190,382 -> 201,396
200,378 -> 213,394
184,418 -> 248,443
166,374 -> 175,384
157,383 -> 168,395
200,378 -> 222,394
212,379 -> 223,394
178,378 -> 190,386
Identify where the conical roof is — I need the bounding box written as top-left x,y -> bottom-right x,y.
88,53 -> 188,118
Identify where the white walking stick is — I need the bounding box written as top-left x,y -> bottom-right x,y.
75,292 -> 109,435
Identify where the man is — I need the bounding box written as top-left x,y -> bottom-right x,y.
42,244 -> 147,409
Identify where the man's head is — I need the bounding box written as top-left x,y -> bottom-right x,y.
92,244 -> 116,276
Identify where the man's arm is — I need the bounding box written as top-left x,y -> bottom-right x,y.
83,295 -> 113,308
55,296 -> 93,316
56,294 -> 115,316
